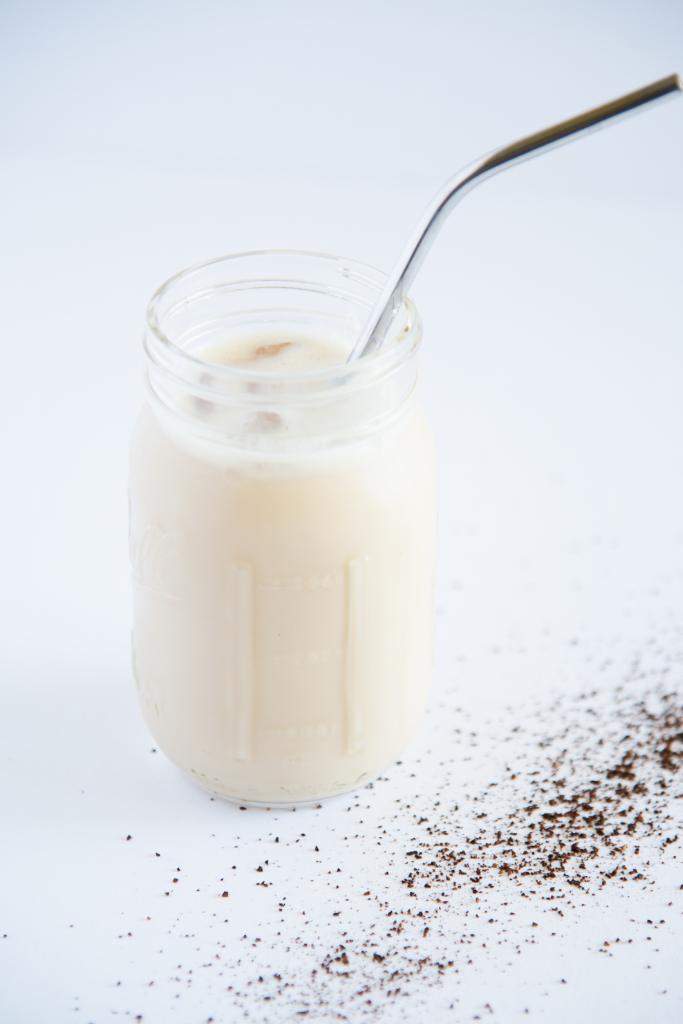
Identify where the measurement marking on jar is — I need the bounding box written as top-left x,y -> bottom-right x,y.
344,557 -> 367,755
233,562 -> 255,761
258,572 -> 342,592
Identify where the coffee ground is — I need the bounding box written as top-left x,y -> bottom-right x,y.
223,685 -> 681,1019
107,682 -> 681,1022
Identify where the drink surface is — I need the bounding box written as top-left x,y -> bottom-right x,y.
130,334 -> 437,803
201,334 -> 346,372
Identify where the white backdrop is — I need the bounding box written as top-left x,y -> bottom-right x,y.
1,2 -> 682,1022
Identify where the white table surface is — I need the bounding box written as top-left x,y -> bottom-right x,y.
2,3 -> 682,1021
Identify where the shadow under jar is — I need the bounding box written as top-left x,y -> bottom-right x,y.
129,250 -> 437,804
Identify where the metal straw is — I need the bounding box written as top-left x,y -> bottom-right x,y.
347,74 -> 682,363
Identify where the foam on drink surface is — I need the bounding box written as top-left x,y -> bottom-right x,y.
200,334 -> 347,373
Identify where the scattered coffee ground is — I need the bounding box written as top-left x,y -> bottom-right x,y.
224,685 -> 681,1020
106,682 -> 681,1021
403,686 -> 682,895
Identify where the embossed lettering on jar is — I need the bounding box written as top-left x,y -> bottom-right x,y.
130,251 -> 437,804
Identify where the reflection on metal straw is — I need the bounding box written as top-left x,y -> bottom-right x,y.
348,74 -> 682,363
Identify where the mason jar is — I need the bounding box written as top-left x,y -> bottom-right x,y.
129,250 -> 436,804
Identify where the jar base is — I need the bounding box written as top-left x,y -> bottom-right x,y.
178,763 -> 389,808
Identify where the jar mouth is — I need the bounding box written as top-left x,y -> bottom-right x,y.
144,249 -> 421,395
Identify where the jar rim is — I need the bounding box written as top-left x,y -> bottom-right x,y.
144,248 -> 421,392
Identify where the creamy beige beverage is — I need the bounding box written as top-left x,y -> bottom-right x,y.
130,252 -> 436,803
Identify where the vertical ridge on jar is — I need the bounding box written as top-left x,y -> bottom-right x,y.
232,561 -> 255,761
343,556 -> 367,756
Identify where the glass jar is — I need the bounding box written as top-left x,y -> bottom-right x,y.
130,251 -> 436,804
